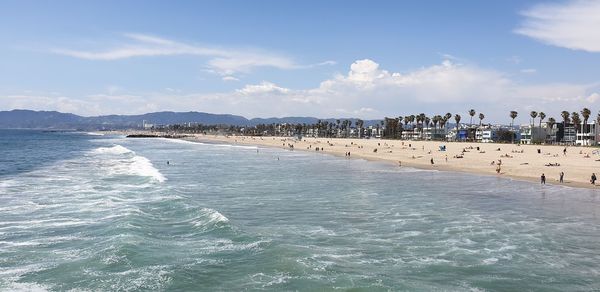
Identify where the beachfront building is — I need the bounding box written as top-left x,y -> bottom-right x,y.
556,124 -> 577,145
422,127 -> 447,140
576,121 -> 597,146
365,126 -> 382,138
142,120 -> 154,129
446,126 -> 468,141
475,126 -> 498,143
445,128 -> 456,141
519,124 -> 548,144
402,128 -> 419,140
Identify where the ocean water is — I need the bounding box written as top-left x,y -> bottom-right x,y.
1,129 -> 600,291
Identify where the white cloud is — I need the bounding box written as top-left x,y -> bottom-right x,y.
2,94 -> 100,115
586,92 -> 600,103
515,0 -> 600,52
3,59 -> 599,122
237,81 -> 290,95
506,56 -> 522,64
222,76 -> 239,82
520,68 -> 537,74
53,33 -> 334,77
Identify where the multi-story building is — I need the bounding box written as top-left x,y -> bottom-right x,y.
575,121 -> 597,146
476,127 -> 497,143
519,124 -> 549,144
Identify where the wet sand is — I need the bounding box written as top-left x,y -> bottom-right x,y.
186,134 -> 600,190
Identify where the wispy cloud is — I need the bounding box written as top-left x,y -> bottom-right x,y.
52,33 -> 334,77
221,76 -> 239,82
5,59 -> 599,121
515,0 -> 600,52
520,68 -> 537,74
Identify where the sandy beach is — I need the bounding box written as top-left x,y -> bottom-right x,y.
179,133 -> 600,190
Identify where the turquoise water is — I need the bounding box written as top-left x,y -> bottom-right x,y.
1,130 -> 600,291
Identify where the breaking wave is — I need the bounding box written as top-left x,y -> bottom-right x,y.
89,145 -> 166,182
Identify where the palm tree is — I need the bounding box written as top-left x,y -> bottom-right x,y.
478,113 -> 485,126
510,111 -> 518,127
509,111 -> 518,143
432,115 -> 440,140
530,111 -> 538,127
356,119 -> 364,138
547,117 -> 556,143
538,112 -> 546,128
581,108 -> 591,144
561,111 -> 570,126
454,114 -> 461,141
440,116 -> 448,133
424,116 -> 431,140
418,113 -> 426,139
469,109 -> 476,126
442,112 -> 450,132
547,117 -> 556,129
529,111 -> 538,143
571,112 -> 581,134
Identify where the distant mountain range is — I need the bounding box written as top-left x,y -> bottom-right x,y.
0,109 -> 383,130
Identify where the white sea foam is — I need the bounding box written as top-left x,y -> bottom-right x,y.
89,145 -> 166,182
212,144 -> 258,150
92,145 -> 134,155
86,132 -> 104,136
2,281 -> 50,292
158,138 -> 256,149
197,208 -> 229,226
158,138 -> 204,145
129,156 -> 166,182
482,257 -> 498,265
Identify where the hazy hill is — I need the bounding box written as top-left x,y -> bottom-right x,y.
0,110 -> 382,129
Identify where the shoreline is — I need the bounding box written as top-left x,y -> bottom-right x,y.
180,133 -> 600,191
104,130 -> 600,190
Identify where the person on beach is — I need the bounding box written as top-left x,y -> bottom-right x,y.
559,172 -> 564,183
541,173 -> 546,185
563,147 -> 567,156
430,158 -> 434,165
398,161 -> 402,167
591,173 -> 597,185
496,165 -> 501,174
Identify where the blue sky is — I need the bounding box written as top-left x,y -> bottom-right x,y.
1,0 -> 600,123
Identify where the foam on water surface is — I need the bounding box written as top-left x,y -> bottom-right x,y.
88,144 -> 166,182
2,130 -> 600,291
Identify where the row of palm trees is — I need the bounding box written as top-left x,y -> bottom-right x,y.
156,107 -> 600,143
383,107 -> 599,142
509,108 -> 598,144
515,108 -> 595,135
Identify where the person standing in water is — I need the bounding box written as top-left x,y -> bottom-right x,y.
559,172 -> 564,183
541,173 -> 546,185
